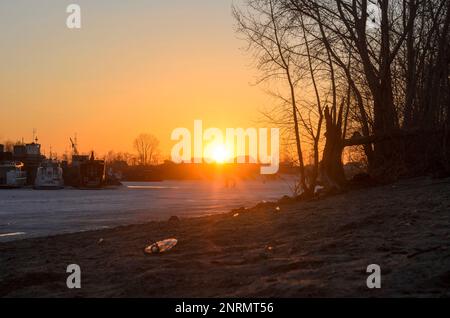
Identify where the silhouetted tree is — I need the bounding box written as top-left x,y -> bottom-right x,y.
236,0 -> 450,186
133,134 -> 160,166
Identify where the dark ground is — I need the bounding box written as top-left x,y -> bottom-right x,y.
1,177 -> 450,297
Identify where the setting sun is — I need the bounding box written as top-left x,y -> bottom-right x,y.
210,144 -> 229,164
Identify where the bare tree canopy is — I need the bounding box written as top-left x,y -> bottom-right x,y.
235,0 -> 450,189
133,133 -> 160,166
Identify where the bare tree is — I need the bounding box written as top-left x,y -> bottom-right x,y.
236,0 -> 450,186
285,0 -> 449,177
133,134 -> 160,166
234,0 -> 312,194
235,0 -> 351,191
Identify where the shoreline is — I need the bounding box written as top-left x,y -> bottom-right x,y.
1,177 -> 450,297
0,178 -> 296,242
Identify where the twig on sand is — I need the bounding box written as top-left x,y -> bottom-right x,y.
407,246 -> 443,258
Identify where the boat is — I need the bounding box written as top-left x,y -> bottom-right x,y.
0,144 -> 27,188
62,138 -> 106,189
106,167 -> 123,186
0,161 -> 27,189
12,138 -> 45,185
34,159 -> 64,190
78,152 -> 106,189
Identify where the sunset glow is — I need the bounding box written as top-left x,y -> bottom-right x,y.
1,0 -> 449,301
209,144 -> 230,164
0,0 -> 266,156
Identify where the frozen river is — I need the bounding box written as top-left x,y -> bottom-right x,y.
0,178 -> 296,242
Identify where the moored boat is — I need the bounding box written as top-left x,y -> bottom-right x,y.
13,138 -> 44,185
0,144 -> 27,188
34,159 -> 64,190
62,138 -> 106,189
0,161 -> 27,189
78,152 -> 106,189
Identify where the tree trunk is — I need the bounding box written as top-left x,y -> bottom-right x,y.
321,106 -> 346,190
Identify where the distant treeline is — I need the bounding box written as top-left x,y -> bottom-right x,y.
107,160 -> 298,182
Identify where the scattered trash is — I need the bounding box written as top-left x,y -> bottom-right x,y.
233,213 -> 239,217
144,238 -> 178,255
98,238 -> 105,245
275,206 -> 281,212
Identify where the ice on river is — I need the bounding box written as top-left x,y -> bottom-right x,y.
0,178 -> 296,242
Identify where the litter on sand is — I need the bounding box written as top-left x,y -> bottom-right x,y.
275,206 -> 281,212
233,213 -> 239,217
144,238 -> 178,255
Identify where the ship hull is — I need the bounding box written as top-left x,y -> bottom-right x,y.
63,154 -> 106,189
0,185 -> 25,189
34,185 -> 64,190
34,160 -> 64,190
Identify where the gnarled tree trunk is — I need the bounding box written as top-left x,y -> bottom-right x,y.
321,105 -> 346,190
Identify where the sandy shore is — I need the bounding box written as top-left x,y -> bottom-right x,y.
1,177 -> 450,298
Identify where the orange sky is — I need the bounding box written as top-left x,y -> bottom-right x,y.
0,1 -> 269,157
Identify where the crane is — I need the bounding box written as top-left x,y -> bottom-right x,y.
70,136 -> 79,156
